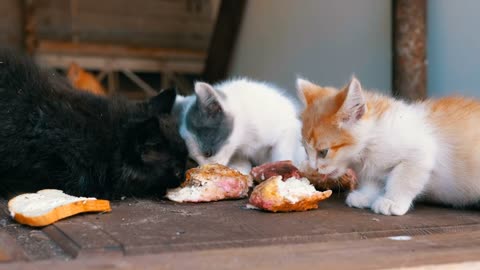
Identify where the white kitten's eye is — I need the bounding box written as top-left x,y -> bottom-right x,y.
318,148 -> 329,158
204,149 -> 213,158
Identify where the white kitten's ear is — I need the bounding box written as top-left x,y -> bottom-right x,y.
337,77 -> 366,126
296,78 -> 319,106
194,82 -> 223,114
195,82 -> 217,102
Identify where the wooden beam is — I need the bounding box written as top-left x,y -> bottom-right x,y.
23,0 -> 37,54
202,0 -> 247,83
122,69 -> 157,97
35,54 -> 204,74
35,40 -> 206,61
392,0 -> 427,100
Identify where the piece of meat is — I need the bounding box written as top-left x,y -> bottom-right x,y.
299,164 -> 357,191
166,164 -> 253,203
250,160 -> 357,191
250,160 -> 302,184
247,176 -> 332,212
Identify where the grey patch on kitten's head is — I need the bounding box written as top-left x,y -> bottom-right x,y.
185,82 -> 233,158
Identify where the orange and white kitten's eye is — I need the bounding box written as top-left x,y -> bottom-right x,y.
318,148 -> 329,158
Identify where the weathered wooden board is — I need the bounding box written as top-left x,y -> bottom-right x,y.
0,0 -> 24,50
0,200 -> 68,261
42,195 -> 480,257
0,231 -> 26,263
1,193 -> 480,268
5,230 -> 480,270
30,0 -> 218,50
43,220 -> 123,259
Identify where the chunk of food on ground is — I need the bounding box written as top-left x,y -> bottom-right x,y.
166,163 -> 253,203
300,163 -> 357,191
247,176 -> 332,212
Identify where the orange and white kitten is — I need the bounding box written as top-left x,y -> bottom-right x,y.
297,77 -> 480,215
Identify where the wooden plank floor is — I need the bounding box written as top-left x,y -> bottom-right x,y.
1,193 -> 479,269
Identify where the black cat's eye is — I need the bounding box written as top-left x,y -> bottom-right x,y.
318,148 -> 329,158
204,150 -> 213,158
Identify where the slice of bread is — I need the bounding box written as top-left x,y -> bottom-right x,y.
166,163 -> 253,203
8,189 -> 111,227
248,176 -> 332,212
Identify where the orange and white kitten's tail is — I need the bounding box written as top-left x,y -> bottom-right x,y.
67,63 -> 107,96
297,76 -> 480,215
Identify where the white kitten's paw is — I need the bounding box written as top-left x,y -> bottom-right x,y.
371,197 -> 411,216
345,190 -> 376,209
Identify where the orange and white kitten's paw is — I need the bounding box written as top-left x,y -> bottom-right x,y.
345,190 -> 376,209
371,196 -> 411,216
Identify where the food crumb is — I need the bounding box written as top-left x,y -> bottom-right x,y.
244,204 -> 259,210
388,235 -> 412,241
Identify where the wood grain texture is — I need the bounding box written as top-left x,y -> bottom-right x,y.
0,195 -> 474,270
0,0 -> 24,50
0,232 -> 26,263
35,54 -> 204,74
30,0 -> 217,50
1,194 -> 480,267
36,40 -> 206,60
39,195 -> 480,256
5,230 -> 480,269
43,219 -> 123,258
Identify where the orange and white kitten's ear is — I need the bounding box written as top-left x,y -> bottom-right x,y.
337,77 -> 366,126
296,78 -> 318,106
296,78 -> 334,106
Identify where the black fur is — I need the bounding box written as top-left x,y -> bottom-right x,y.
0,52 -> 188,199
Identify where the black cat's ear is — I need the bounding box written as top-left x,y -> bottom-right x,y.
148,87 -> 177,114
194,82 -> 223,115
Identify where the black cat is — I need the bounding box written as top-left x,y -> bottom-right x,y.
0,51 -> 188,199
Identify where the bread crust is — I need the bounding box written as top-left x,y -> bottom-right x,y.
183,163 -> 252,187
248,176 -> 332,212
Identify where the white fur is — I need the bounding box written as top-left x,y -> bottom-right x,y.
344,100 -> 438,216
177,79 -> 306,174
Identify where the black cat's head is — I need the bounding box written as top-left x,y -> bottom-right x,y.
119,88 -> 188,197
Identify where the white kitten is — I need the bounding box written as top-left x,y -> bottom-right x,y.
175,78 -> 306,174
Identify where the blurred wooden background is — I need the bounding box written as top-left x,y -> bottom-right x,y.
0,0 -> 246,99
